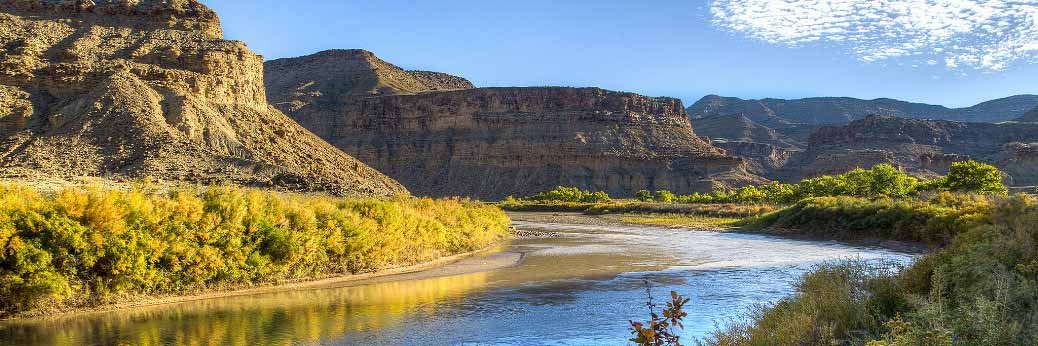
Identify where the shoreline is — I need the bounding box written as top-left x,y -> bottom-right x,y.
508,211 -> 930,254
5,243 -> 520,322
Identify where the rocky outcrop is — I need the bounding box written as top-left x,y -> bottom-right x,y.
0,0 -> 407,196
688,94 -> 1038,126
264,49 -> 474,113
713,140 -> 795,178
788,115 -> 1038,185
693,113 -> 803,149
267,54 -> 763,199
1015,106 -> 1038,123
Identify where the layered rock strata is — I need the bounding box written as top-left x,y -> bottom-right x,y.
0,0 -> 406,195
265,51 -> 762,199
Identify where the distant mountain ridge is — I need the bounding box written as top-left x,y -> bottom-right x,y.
688,94 -> 1038,125
1016,106 -> 1038,123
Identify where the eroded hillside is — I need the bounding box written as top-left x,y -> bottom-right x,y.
0,0 -> 407,196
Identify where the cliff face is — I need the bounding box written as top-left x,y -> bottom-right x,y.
0,0 -> 407,195
693,113 -> 803,149
790,115 -> 1038,185
713,140 -> 794,178
268,61 -> 762,198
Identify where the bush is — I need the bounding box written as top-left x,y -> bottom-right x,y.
653,190 -> 676,203
705,194 -> 1038,345
528,186 -> 612,203
680,162 -> 1009,205
942,160 -> 1008,196
0,184 -> 510,317
636,190 -> 653,202
740,194 -> 991,244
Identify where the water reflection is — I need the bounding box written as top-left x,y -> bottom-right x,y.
1,272 -> 490,346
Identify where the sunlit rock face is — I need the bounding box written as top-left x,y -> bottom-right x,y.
265,51 -> 763,198
783,115 -> 1038,186
0,0 -> 407,196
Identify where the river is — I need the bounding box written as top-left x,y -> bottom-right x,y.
0,212 -> 913,346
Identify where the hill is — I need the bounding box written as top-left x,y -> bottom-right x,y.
0,0 -> 407,196
687,94 -> 1038,125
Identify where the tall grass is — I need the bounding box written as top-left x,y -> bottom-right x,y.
701,194 -> 1038,345
0,184 -> 510,317
739,192 -> 993,245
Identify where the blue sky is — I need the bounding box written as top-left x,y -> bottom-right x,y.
208,0 -> 1038,108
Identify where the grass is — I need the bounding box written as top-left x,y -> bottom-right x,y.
737,193 -> 993,245
608,213 -> 740,229
501,199 -> 775,217
0,183 -> 511,318
700,193 -> 1038,345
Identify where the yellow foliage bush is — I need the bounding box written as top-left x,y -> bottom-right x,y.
0,184 -> 510,317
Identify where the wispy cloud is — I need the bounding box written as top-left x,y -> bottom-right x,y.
710,0 -> 1038,71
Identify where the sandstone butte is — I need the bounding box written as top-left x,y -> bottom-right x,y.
0,0 -> 407,196
265,49 -> 765,199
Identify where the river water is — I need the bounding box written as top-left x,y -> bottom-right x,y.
0,212 -> 912,346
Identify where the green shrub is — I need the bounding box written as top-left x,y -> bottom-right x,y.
636,190 -> 653,202
706,194 -> 1038,345
942,160 -> 1008,196
0,184 -> 510,317
653,190 -> 676,203
703,260 -> 905,345
528,186 -> 612,203
681,162 -> 1007,205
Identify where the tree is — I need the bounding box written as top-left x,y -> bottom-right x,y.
654,190 -> 676,203
581,191 -> 611,203
863,164 -> 918,198
636,190 -> 653,202
944,161 -> 1008,196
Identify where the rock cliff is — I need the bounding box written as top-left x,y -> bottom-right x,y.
789,115 -> 1038,185
712,140 -> 795,178
0,0 -> 407,196
265,51 -> 763,198
692,113 -> 803,149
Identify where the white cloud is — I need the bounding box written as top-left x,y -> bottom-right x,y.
710,0 -> 1038,71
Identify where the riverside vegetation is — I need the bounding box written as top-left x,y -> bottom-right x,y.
0,183 -> 510,318
514,161 -> 1037,345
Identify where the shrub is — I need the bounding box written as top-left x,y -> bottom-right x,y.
528,186 -> 612,203
705,194 -> 1038,345
942,160 -> 1008,196
681,162 -> 1005,205
653,190 -> 676,203
636,190 -> 654,202
0,184 -> 510,317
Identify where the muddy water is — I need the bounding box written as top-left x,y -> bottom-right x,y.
0,212 -> 912,346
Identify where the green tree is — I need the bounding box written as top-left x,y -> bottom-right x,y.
581,191 -> 611,203
636,190 -> 653,202
944,161 -> 1008,196
863,164 -> 918,198
654,190 -> 676,203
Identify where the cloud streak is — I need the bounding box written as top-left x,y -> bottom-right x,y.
710,0 -> 1038,71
